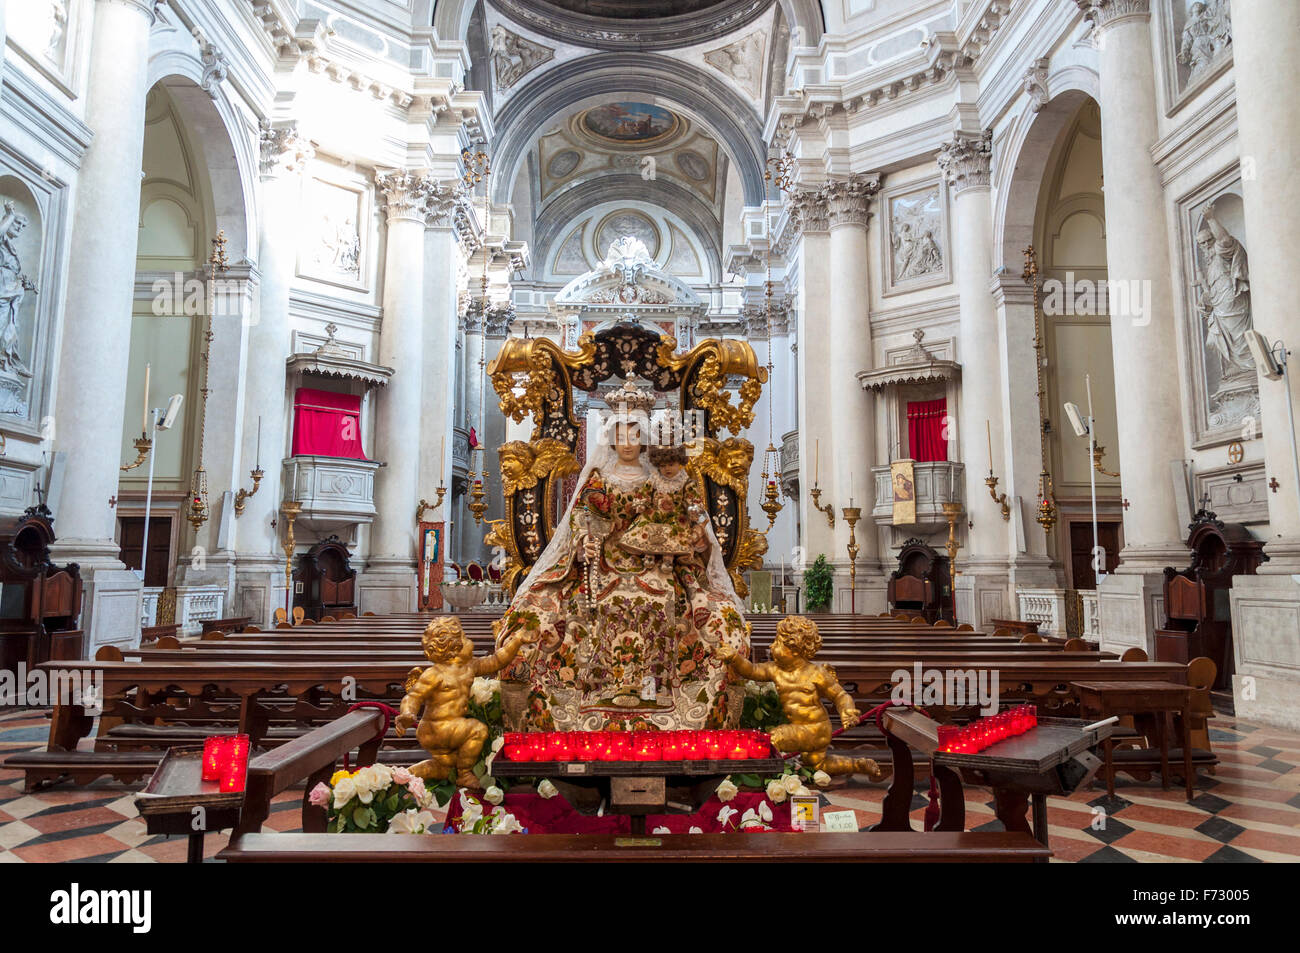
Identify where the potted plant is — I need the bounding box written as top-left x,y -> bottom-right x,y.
803,554 -> 834,612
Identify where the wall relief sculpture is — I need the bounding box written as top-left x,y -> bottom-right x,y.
490,25 -> 554,92
1166,0 -> 1233,103
0,197 -> 39,416
880,178 -> 949,295
1191,197 -> 1257,431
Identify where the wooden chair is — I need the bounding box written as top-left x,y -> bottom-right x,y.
299,617 -> 316,626
1019,632 -> 1045,644
1186,657 -> 1218,771
1120,647 -> 1149,662
200,630 -> 226,641
292,606 -> 305,625
275,621 -> 294,629
932,619 -> 952,628
95,645 -> 124,662
243,624 -> 262,633
320,616 -> 336,623
155,636 -> 181,650
1062,638 -> 1087,652
910,617 -> 928,625
992,627 -> 1015,639
273,607 -> 288,625
363,611 -> 376,616
339,611 -> 357,620
956,623 -> 975,632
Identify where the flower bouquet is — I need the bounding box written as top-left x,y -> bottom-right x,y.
310,763 -> 436,834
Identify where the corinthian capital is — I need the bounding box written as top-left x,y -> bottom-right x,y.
1075,0 -> 1150,31
788,189 -> 829,235
375,170 -> 457,225
936,130 -> 993,194
258,121 -> 315,178
821,173 -> 881,228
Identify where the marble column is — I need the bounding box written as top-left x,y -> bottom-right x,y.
1225,0 -> 1300,728
1081,0 -> 1189,649
419,190 -> 462,527
48,0 -> 157,652
789,191 -> 837,577
823,174 -> 884,612
360,170 -> 438,613
233,123 -> 313,626
937,131 -> 1011,624
458,308 -> 487,564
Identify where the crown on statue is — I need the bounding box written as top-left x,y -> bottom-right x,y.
605,379 -> 655,415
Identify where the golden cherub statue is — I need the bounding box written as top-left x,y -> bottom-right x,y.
719,615 -> 883,779
395,616 -> 533,788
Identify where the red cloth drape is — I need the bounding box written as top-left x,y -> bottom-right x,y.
907,398 -> 948,462
291,387 -> 366,459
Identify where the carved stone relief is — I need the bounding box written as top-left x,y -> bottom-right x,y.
490,25 -> 555,91
298,176 -> 367,290
880,178 -> 949,295
703,30 -> 765,99
1173,0 -> 1232,86
0,194 -> 40,416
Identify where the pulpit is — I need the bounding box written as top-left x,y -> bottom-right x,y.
292,537 -> 356,622
887,538 -> 952,624
1154,509 -> 1266,689
0,504 -> 83,670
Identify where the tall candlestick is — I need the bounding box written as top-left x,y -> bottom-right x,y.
142,363 -> 151,434
255,416 -> 261,469
986,419 -> 993,472
815,438 -> 820,486
849,471 -> 853,507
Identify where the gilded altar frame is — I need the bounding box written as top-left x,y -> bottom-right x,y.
485,321 -> 768,597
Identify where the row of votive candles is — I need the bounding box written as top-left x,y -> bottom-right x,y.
502,730 -> 771,763
201,734 -> 251,792
936,706 -> 1037,754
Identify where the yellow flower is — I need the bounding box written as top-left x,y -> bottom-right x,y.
329,770 -> 351,786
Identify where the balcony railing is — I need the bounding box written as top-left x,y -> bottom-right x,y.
780,429 -> 799,495
870,460 -> 964,528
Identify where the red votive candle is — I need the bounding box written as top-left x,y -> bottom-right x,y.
201,736 -> 225,782
937,726 -> 959,753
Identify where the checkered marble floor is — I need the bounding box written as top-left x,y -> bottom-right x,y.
2,708 -> 1297,862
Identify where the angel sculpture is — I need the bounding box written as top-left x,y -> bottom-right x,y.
395,616 -> 533,788
719,615 -> 884,779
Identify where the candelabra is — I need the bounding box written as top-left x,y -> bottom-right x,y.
467,464 -> 489,525
1023,244 -> 1058,535
760,458 -> 783,531
809,485 -> 835,528
280,499 -> 301,614
842,505 -> 861,615
984,472 -> 1011,521
1036,470 -> 1059,534
120,434 -> 152,472
233,467 -> 264,517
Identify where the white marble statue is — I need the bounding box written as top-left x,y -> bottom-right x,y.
1194,202 -> 1254,398
1179,1 -> 1232,81
0,201 -> 36,380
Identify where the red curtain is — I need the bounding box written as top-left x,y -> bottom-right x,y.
291,387 -> 366,459
907,398 -> 948,462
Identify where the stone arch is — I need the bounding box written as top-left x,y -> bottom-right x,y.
488,54 -> 768,209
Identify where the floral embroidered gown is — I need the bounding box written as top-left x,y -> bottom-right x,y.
496,466 -> 749,731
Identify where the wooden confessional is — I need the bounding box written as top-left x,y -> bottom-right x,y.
1154,509 -> 1266,690
0,505 -> 84,671
292,536 -> 357,621
887,538 -> 953,624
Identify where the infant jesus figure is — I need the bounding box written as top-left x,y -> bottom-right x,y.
719,615 -> 883,779
395,616 -> 534,788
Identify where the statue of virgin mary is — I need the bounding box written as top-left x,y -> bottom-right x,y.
495,381 -> 750,732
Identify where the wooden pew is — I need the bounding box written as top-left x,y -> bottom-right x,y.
220,830 -> 1050,863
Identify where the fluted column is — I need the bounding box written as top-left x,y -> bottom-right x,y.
234,123 -> 313,625
790,190 -> 836,569
363,171 -> 441,611
824,174 -> 883,610
1230,0 -> 1300,571
48,0 -> 157,651
1080,0 -> 1188,649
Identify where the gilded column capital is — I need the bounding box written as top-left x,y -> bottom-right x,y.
821,173 -> 881,228
258,121 -> 315,179
937,130 -> 994,194
1075,0 -> 1151,32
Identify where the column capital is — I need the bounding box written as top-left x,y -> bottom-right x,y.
821,173 -> 881,228
99,0 -> 161,22
1075,0 -> 1151,32
937,130 -> 994,194
375,170 -> 461,226
258,121 -> 315,179
788,188 -> 830,235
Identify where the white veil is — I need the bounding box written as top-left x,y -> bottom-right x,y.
507,407 -> 745,614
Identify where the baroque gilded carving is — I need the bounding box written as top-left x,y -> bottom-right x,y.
936,130 -> 993,193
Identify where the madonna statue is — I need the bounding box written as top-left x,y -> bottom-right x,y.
496,381 -> 750,731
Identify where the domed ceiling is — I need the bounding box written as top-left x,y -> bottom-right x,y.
488,0 -> 774,50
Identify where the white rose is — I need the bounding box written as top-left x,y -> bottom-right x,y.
332,776 -> 357,809
470,677 -> 495,705
781,774 -> 802,794
387,808 -> 435,835
758,800 -> 773,822
688,826 -> 703,834
484,785 -> 504,806
408,776 -> 430,808
369,763 -> 394,790
538,779 -> 559,799
491,812 -> 523,835
652,826 -> 671,834
765,779 -> 787,803
715,777 -> 738,802
813,770 -> 832,788
794,785 -> 811,797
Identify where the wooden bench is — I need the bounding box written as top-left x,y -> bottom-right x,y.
200,616 -> 253,636
219,830 -> 1050,863
140,623 -> 180,645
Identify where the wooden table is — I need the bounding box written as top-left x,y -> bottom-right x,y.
1070,680 -> 1195,800
134,747 -> 244,864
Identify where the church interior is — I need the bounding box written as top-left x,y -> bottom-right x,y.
0,0 -> 1295,889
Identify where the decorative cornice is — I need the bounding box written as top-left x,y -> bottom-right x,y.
822,173 -> 881,228
258,121 -> 314,178
1075,0 -> 1151,32
936,129 -> 994,194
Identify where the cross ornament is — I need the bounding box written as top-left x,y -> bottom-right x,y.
1269,478 -> 1280,493
1121,498 -> 1130,510
108,495 -> 117,509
